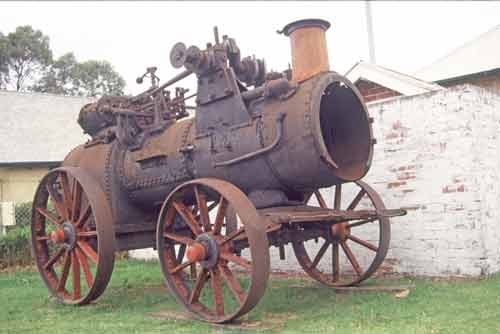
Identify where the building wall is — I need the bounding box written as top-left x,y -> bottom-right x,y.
131,85 -> 500,278
0,166 -> 51,203
361,84 -> 500,276
355,79 -> 402,103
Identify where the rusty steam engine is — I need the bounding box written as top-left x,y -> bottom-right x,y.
31,19 -> 406,322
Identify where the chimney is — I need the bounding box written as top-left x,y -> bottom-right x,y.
279,19 -> 331,83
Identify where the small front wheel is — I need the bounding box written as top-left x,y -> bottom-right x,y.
292,181 -> 391,287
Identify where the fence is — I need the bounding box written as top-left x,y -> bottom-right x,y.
0,201 -> 32,235
0,202 -> 32,268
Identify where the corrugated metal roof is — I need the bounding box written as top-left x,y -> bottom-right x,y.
345,61 -> 444,97
415,24 -> 500,82
0,91 -> 92,164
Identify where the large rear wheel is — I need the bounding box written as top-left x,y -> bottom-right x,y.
157,178 -> 270,323
31,167 -> 115,304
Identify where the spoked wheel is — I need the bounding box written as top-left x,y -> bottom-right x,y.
157,178 -> 270,323
31,167 -> 115,305
292,180 -> 390,287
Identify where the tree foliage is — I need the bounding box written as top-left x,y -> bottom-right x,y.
73,60 -> 125,97
0,25 -> 125,96
32,52 -> 78,95
34,54 -> 125,97
4,26 -> 52,91
0,32 -> 9,89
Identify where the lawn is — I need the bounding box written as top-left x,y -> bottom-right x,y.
1,259 -> 499,334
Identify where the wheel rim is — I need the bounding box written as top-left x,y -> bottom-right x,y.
157,178 -> 270,323
292,180 -> 390,287
31,167 -> 115,305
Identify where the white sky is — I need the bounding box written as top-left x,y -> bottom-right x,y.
1,1 -> 499,95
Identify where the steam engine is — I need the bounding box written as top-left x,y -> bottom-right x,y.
67,19 -> 373,233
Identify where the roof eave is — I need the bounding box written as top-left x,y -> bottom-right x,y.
435,68 -> 500,86
0,161 -> 62,168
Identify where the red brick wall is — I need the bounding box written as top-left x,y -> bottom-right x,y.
355,79 -> 401,103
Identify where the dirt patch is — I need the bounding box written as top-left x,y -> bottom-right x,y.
150,309 -> 297,332
333,284 -> 415,293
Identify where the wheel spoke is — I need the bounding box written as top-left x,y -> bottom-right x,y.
340,241 -> 362,276
77,231 -> 97,238
334,185 -> 341,210
219,263 -> 246,305
71,251 -> 81,300
188,268 -> 209,304
36,207 -> 61,226
190,263 -> 197,280
213,196 -> 228,235
172,201 -> 202,235
310,240 -> 330,269
56,251 -> 71,291
177,244 -> 186,263
75,247 -> 93,288
207,201 -> 218,213
314,190 -> 327,208
220,252 -> 252,270
46,184 -> 67,220
75,205 -> 92,228
59,173 -> 73,220
348,235 -> 378,252
71,180 -> 82,222
43,247 -> 66,270
220,227 -> 245,245
170,260 -> 194,274
77,241 -> 98,264
347,189 -> 366,210
164,232 -> 195,245
347,218 -> 377,229
210,268 -> 225,316
193,202 -> 218,220
332,242 -> 340,282
194,186 -> 211,232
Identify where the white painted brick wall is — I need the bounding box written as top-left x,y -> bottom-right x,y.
131,84 -> 500,278
363,84 -> 500,277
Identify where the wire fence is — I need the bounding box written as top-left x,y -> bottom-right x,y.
0,202 -> 32,268
14,202 -> 32,227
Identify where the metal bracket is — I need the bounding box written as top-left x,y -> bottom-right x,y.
213,112 -> 286,167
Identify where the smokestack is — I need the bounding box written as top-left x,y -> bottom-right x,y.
279,19 -> 331,82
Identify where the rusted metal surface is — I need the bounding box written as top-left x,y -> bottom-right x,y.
31,18 -> 406,322
278,19 -> 331,83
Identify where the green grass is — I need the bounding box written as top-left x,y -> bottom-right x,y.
1,259 -> 500,334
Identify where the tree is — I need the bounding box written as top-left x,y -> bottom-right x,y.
34,56 -> 125,97
0,25 -> 126,96
72,60 -> 125,97
32,52 -> 78,95
0,32 -> 9,89
4,26 -> 52,91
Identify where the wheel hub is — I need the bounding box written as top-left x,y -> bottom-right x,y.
330,222 -> 349,241
50,222 -> 76,249
186,233 -> 219,269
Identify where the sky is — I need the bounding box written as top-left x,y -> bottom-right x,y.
0,1 -> 499,95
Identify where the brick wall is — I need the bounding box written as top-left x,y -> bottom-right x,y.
355,79 -> 402,103
363,84 -> 500,276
